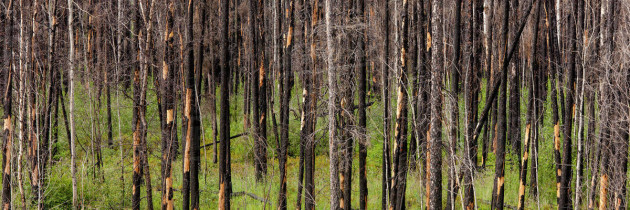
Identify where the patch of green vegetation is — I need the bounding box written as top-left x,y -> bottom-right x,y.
2,77 -> 574,209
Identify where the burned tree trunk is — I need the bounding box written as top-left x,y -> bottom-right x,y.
492,0 -> 509,208
182,0 -> 201,208
517,2 -> 541,209
389,0 -> 409,209
161,1 -> 177,209
427,0 -> 443,209
218,0 -> 231,206
381,0 -> 391,208
278,0 -> 294,208
357,0 -> 368,208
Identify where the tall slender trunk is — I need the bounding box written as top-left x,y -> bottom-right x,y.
297,0 -> 308,205
491,0 -> 509,208
463,0 -> 483,208
325,0 -> 339,208
161,2 -> 177,209
339,2 -> 355,208
507,0 -> 521,166
481,0 -> 495,168
357,0 -> 367,208
543,0 -> 563,203
278,0 -> 293,208
427,0 -> 443,209
67,0 -> 78,207
28,1 -> 43,207
381,0 -> 391,208
2,5 -> 13,204
182,0 -> 200,208
248,0 -> 266,182
517,2 -> 541,209
389,0 -> 409,209
559,5 -> 577,210
304,2 -> 319,209
446,0 -> 462,208
218,0 -> 231,206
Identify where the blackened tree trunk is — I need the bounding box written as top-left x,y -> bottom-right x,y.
339,2 -> 356,208
508,0 -> 521,164
278,0 -> 294,208
543,0 -> 563,203
481,0 -> 495,169
463,0 -> 483,208
357,0 -> 368,208
218,0 -> 231,206
428,0 -> 443,208
446,0 -> 462,208
161,2 -> 177,209
28,1 -> 42,206
558,9 -> 577,210
389,0 -> 409,209
182,0 -> 201,208
381,0 -> 391,208
517,2 -> 541,209
304,2 -> 319,209
248,0 -> 266,182
492,0 -> 509,208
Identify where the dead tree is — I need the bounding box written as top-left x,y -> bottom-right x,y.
218,0 -> 231,207
357,0 -> 368,208
67,0 -> 78,207
325,0 -> 340,208
427,0 -> 443,208
161,1 -> 177,209
2,1 -> 13,203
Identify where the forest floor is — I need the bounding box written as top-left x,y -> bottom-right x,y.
10,78 -> 566,209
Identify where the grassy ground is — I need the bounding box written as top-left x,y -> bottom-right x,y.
7,76 -> 566,209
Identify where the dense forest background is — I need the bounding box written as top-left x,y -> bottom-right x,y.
1,0 -> 630,209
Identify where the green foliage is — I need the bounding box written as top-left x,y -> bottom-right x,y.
12,77 -> 573,209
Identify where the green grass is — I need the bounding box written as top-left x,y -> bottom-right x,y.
3,76 -> 575,209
